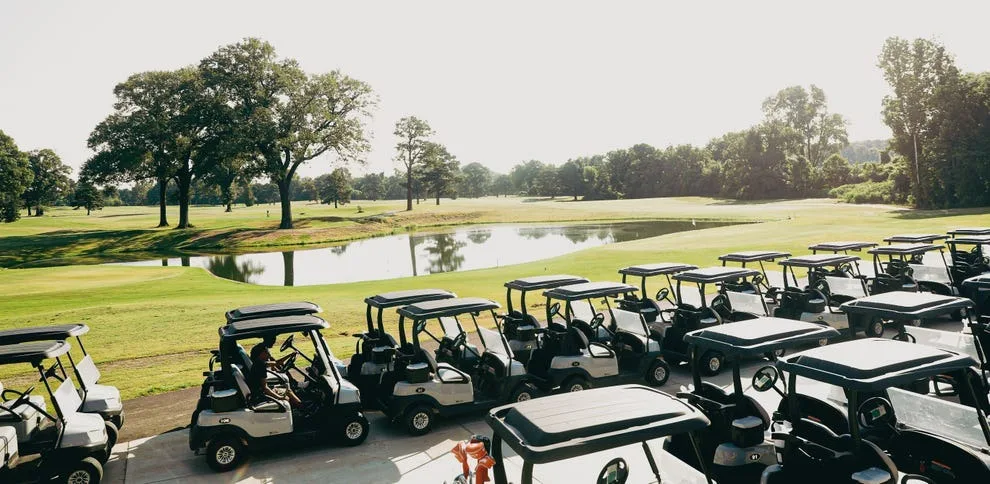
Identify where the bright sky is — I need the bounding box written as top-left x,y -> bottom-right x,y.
3,1 -> 990,179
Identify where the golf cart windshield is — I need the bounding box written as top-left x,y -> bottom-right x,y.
478,326 -> 511,357
612,309 -> 647,337
890,387 -> 990,449
439,317 -> 461,339
725,291 -> 767,316
901,326 -> 982,362
824,276 -> 868,298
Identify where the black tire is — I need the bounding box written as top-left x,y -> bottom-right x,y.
865,318 -> 885,337
339,413 -> 370,446
404,405 -> 434,436
646,359 -> 670,386
817,337 -> 829,347
509,382 -> 541,402
101,421 -> 118,463
60,457 -> 103,484
763,348 -> 786,360
700,351 -> 724,376
110,413 -> 124,430
561,376 -> 591,393
206,435 -> 247,472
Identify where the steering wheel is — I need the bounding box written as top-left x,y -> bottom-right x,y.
752,365 -> 783,395
280,334 -> 295,353
655,287 -> 670,303
752,273 -> 766,287
857,396 -> 896,430
452,331 -> 467,351
548,302 -> 561,317
892,331 -> 916,343
590,312 -> 605,330
6,385 -> 36,409
280,352 -> 298,372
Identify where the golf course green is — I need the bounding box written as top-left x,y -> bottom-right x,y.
0,196 -> 986,399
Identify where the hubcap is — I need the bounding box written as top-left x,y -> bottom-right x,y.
653,366 -> 667,382
516,392 -> 532,402
345,421 -> 364,440
569,384 -> 584,392
872,322 -> 883,335
68,470 -> 91,484
818,338 -> 828,347
216,445 -> 236,465
709,357 -> 720,372
412,412 -> 430,430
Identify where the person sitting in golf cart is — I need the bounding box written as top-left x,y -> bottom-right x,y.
249,342 -> 304,410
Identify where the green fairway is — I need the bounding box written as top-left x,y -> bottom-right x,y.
0,196 -> 986,399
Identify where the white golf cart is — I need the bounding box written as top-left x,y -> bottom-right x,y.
0,341 -> 109,483
616,263 -> 698,323
809,241 -> 878,255
502,275 -> 588,363
775,254 -> 879,337
189,314 -> 368,472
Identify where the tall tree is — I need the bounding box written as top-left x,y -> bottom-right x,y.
878,37 -> 959,207
459,162 -> 491,198
72,179 -> 104,215
317,168 -> 352,208
557,160 -> 585,200
202,153 -> 248,212
492,174 -> 513,197
201,38 -> 376,229
22,149 -> 72,216
0,130 -> 32,222
420,142 -> 460,205
393,117 -> 433,211
762,85 -> 849,168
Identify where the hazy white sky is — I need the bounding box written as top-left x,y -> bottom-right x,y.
3,1 -> 990,179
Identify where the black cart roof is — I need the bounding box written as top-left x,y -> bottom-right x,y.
779,254 -> 860,268
883,233 -> 949,243
363,289 -> 457,309
946,235 -> 990,245
504,275 -> 589,291
868,243 -> 943,256
0,324 -> 89,345
949,227 -> 990,236
672,266 -> 761,283
684,318 -> 839,357
777,338 -> 976,391
486,385 -> 710,464
397,297 -> 500,320
542,281 -> 637,301
618,263 -> 698,278
808,241 -> 878,252
220,315 -> 329,340
718,250 -> 792,263
0,341 -> 71,366
839,291 -> 974,320
225,301 -> 322,323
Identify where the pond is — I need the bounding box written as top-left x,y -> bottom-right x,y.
114,220 -> 729,286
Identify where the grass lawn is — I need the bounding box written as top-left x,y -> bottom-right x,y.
0,196 -> 987,399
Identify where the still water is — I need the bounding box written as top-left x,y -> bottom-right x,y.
116,221 -> 727,286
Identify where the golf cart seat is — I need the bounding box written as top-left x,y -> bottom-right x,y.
0,382 -> 47,440
776,393 -> 849,436
672,304 -> 720,330
0,424 -> 16,466
777,287 -> 827,314
229,365 -> 288,413
504,311 -> 541,342
235,344 -> 288,386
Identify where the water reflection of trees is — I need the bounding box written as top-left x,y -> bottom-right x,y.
205,255 -> 265,284
517,227 -> 554,240
282,252 -> 294,286
423,234 -> 467,273
466,230 -> 492,244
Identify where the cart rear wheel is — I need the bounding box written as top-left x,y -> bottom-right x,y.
562,376 -> 591,393
206,435 -> 246,472
646,359 -> 670,386
62,457 -> 103,484
339,413 -> 369,446
510,382 -> 541,402
866,318 -> 885,337
701,351 -> 724,376
101,421 -> 118,463
404,405 -> 434,436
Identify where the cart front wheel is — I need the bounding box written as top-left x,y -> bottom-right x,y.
701,351 -> 724,376
206,435 -> 246,472
404,405 -> 434,436
101,421 -> 118,463
866,319 -> 885,337
62,456 -> 103,484
339,414 -> 370,446
510,382 -> 541,402
646,359 -> 670,386
562,376 -> 591,393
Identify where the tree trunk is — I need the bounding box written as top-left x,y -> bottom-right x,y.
26,205 -> 31,216
225,202 -> 232,213
435,192 -> 440,205
406,167 -> 413,211
86,207 -> 91,216
277,179 -> 293,229
156,176 -> 169,227
176,173 -> 192,229
912,133 -> 922,206
36,206 -> 44,216
333,199 -> 338,209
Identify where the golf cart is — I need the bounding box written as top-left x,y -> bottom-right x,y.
0,324 -> 124,434
225,301 -> 323,323
717,250 -> 791,300
486,384 -> 715,484
381,297 -> 540,435
884,233 -> 949,245
948,227 -> 990,238
774,254 -> 877,336
867,244 -> 948,294
536,281 -> 672,390
616,263 -> 697,323
809,241 -> 879,255
660,266 -> 765,374
502,275 -> 588,363
757,338 -> 990,483
347,289 -> 456,405
0,341 -> 109,484
945,235 -> 990,281
667,318 -> 839,483
962,274 -> 990,318
189,314 -> 368,472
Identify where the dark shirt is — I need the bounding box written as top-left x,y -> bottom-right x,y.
247,357 -> 268,401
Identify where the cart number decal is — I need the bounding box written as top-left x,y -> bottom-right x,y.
749,453 -> 760,461
416,387 -> 425,393
572,362 -> 580,367
219,418 -> 230,424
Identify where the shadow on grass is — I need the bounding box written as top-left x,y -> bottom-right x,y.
709,198 -> 791,206
890,206 -> 990,220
